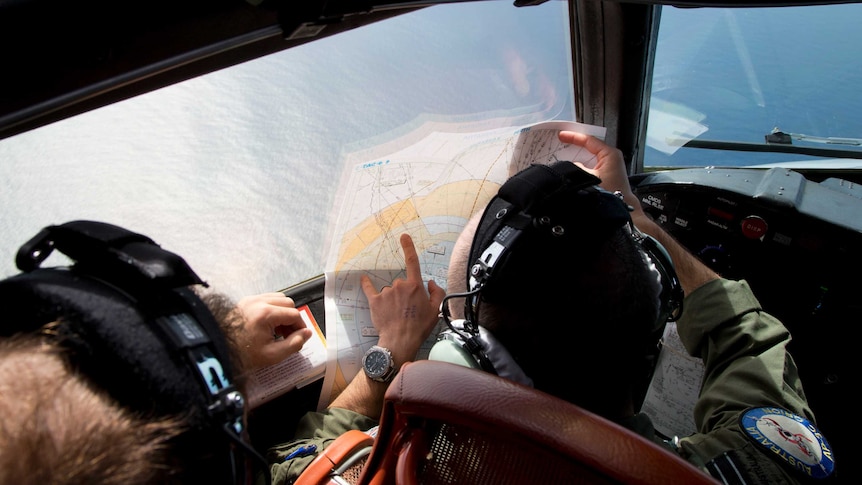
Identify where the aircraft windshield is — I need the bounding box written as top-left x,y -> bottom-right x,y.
4,1 -> 860,299
0,1 -> 574,299
646,3 -> 862,169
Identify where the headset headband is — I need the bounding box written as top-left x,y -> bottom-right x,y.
466,162 -> 632,317
0,220 -> 267,484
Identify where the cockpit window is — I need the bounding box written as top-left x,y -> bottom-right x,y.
0,1 -> 574,299
646,3 -> 862,169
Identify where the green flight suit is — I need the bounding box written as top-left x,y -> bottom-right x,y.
266,278 -> 834,484
672,278 -> 833,483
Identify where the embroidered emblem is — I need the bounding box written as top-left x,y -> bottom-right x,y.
741,407 -> 834,479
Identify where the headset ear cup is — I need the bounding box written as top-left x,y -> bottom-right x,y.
635,232 -> 684,328
429,337 -> 483,369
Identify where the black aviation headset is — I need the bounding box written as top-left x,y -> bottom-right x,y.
434,161 -> 684,400
0,220 -> 270,485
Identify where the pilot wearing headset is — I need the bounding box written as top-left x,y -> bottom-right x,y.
0,219 -> 440,485
434,131 -> 836,484
0,220 -> 320,484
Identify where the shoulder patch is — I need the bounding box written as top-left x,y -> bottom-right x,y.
740,407 -> 835,479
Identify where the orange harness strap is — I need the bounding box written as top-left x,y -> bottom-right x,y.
294,430 -> 375,485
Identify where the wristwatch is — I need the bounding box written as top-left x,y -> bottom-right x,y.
362,345 -> 397,383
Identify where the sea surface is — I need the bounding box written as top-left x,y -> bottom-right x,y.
0,1 -> 573,300
649,3 -> 862,167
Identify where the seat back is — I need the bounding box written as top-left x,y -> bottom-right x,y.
295,429 -> 374,485
357,360 -> 718,485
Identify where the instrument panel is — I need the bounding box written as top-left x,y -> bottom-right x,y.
632,167 -> 859,475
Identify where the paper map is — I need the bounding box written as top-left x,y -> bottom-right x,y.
640,322 -> 705,438
246,117 -> 704,443
318,119 -> 606,408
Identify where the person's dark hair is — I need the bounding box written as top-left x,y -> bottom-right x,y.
448,208 -> 661,418
480,227 -> 660,415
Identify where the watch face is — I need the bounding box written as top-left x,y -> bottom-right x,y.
363,346 -> 393,381
365,351 -> 388,377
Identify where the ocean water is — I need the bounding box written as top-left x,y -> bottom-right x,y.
2,2 -> 858,299
648,3 -> 862,167
0,1 -> 573,301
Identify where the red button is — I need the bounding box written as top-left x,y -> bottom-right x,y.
741,216 -> 768,240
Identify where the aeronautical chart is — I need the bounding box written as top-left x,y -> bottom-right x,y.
318,119 -> 606,407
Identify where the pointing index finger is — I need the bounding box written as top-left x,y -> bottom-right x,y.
400,233 -> 422,282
